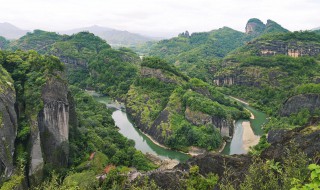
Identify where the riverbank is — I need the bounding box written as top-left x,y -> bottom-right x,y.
242,121 -> 260,151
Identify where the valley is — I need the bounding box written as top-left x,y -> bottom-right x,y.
0,17 -> 319,189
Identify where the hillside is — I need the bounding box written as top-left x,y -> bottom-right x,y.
212,31 -> 320,129
9,30 -> 140,98
60,25 -> 156,46
148,18 -> 288,81
126,57 -> 249,152
0,22 -> 29,39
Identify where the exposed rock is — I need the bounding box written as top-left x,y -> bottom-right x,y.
212,116 -> 233,137
262,126 -> 320,161
245,18 -> 265,35
140,67 -> 180,84
28,121 -> 44,185
185,106 -> 212,126
185,107 -> 233,137
177,153 -> 252,187
280,93 -> 320,117
38,77 -> 69,168
0,70 -> 17,182
254,40 -> 320,57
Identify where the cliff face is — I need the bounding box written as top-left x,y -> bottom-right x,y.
29,77 -> 70,184
253,40 -> 320,57
38,77 -> 69,166
245,18 -> 266,35
280,94 -> 320,117
0,69 -> 17,181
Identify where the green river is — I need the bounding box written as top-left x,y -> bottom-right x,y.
92,93 -> 267,161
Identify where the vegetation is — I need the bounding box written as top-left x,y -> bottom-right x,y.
127,57 -> 249,151
8,30 -> 140,99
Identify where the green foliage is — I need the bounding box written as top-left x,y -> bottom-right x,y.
218,54 -> 320,116
295,83 -> 320,94
221,150 -> 310,190
127,57 -> 248,151
291,164 -> 320,190
0,174 -> 24,190
249,134 -> 270,155
183,165 -> 219,190
259,31 -> 320,42
9,30 -> 140,99
149,27 -> 249,80
69,86 -> 156,171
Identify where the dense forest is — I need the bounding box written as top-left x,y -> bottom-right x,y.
0,17 -> 320,189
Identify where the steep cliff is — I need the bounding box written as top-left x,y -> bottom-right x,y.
0,50 -> 71,187
245,18 -> 289,36
0,65 -> 17,182
280,93 -> 320,117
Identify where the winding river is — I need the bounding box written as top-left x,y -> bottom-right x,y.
91,92 -> 267,161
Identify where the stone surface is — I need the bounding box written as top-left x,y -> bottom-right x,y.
38,77 -> 69,168
0,72 -> 17,182
280,94 -> 320,117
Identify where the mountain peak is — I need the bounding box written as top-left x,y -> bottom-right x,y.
245,18 -> 265,34
245,18 -> 289,35
0,22 -> 29,39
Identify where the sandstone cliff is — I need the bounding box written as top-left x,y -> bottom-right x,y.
29,77 -> 70,183
280,93 -> 320,117
0,67 -> 17,182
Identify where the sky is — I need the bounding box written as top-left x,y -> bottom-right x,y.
0,0 -> 319,37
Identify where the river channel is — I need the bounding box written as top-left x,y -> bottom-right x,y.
91,92 -> 267,161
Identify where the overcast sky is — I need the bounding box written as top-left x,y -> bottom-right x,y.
0,0 -> 319,37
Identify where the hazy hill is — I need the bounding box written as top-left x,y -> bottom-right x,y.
60,25 -> 156,46
0,22 -> 29,39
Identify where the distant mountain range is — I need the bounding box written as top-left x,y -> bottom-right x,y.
0,22 -> 29,39
59,25 -> 158,46
0,23 -> 158,46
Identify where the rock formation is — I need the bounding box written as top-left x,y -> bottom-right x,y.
0,68 -> 17,182
28,77 -> 70,184
280,93 -> 320,117
245,18 -> 266,35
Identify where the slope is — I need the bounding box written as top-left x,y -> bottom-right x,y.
126,57 -> 250,152
9,30 -> 140,98
148,18 -> 288,82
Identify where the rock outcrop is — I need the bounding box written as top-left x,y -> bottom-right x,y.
185,107 -> 233,137
253,40 -> 320,57
280,93 -> 320,116
245,18 -> 288,36
262,126 -> 320,161
245,18 -> 266,35
140,67 -> 181,84
28,77 -> 70,185
38,77 -> 69,167
133,125 -> 320,189
0,68 -> 17,182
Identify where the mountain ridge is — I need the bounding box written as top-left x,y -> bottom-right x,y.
0,22 -> 29,39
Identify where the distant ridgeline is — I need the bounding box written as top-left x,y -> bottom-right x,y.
148,18 -> 289,81
8,30 -> 140,99
126,57 -> 250,152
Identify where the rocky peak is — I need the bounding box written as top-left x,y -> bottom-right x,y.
245,18 -> 266,35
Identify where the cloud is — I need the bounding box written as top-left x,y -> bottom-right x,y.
0,0 -> 319,37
